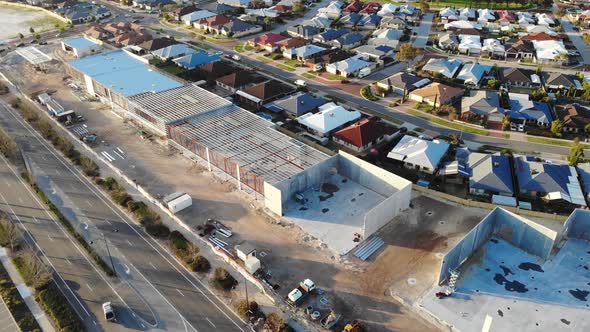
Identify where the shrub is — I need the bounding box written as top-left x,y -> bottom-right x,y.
12,252 -> 50,290
263,313 -> 293,332
36,283 -> 85,331
0,264 -> 42,332
36,120 -> 56,141
110,189 -> 132,206
212,267 -> 237,290
80,156 -> 99,177
0,127 -> 18,159
188,255 -> 210,272
236,299 -> 260,318
145,223 -> 170,239
169,230 -> 188,250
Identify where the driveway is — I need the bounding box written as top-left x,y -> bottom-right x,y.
413,13 -> 434,48
561,17 -> 590,66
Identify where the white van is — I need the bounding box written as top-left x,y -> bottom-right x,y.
294,79 -> 307,87
102,302 -> 115,322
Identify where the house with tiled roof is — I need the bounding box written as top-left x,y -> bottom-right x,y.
462,151 -> 514,197
360,2 -> 380,14
218,0 -> 251,8
173,50 -> 221,70
521,32 -> 560,41
514,156 -> 587,207
173,5 -> 197,21
497,10 -> 516,24
296,102 -> 361,136
181,10 -> 216,25
216,70 -> 265,93
247,33 -> 288,52
326,54 -> 374,77
343,0 -> 363,12
138,37 -> 178,52
353,45 -> 394,62
505,39 -> 534,60
543,73 -> 582,95
195,61 -> 237,82
287,25 -> 321,39
387,135 -> 450,174
455,63 -> 492,86
379,16 -> 407,30
340,12 -> 362,28
284,44 -> 327,60
304,50 -> 353,70
556,104 -> 590,133
461,90 -> 504,122
507,93 -> 553,127
193,15 -> 231,31
331,31 -> 365,49
500,68 -> 540,88
357,14 -> 381,30
152,44 -> 196,60
271,5 -> 292,15
409,82 -> 463,107
237,80 -> 295,108
377,72 -> 431,95
333,117 -> 397,152
422,58 -> 463,79
85,26 -> 110,40
264,92 -> 327,117
115,30 -> 152,46
210,19 -> 262,38
278,37 -> 307,53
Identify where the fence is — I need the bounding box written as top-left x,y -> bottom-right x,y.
412,184 -> 568,222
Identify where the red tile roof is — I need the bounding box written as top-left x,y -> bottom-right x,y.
248,33 -> 288,46
272,4 -> 292,13
343,0 -> 363,12
521,32 -> 561,41
497,10 -> 516,22
333,117 -> 396,148
197,15 -> 231,27
360,2 -> 380,14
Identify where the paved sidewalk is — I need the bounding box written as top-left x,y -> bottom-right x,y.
0,248 -> 55,332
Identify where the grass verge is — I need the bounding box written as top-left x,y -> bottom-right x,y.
276,64 -> 295,72
527,136 -> 590,148
406,110 -> 490,136
255,56 -> 273,63
0,263 -> 41,332
36,282 -> 85,331
358,106 -> 404,125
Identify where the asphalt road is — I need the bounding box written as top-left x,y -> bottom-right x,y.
0,99 -> 248,332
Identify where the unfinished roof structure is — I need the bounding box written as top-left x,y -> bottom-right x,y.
127,83 -> 233,135
168,104 -> 329,193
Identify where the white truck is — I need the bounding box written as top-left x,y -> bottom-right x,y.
287,279 -> 316,306
294,79 -> 307,87
164,192 -> 192,214
102,302 -> 115,321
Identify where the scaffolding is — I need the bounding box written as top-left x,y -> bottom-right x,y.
168,105 -> 329,195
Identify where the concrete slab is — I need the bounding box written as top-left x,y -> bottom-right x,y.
283,173 -> 386,255
421,238 -> 590,332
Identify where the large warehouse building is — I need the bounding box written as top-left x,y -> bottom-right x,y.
65,48 -> 183,109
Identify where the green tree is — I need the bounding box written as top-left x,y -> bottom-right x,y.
487,79 -> 498,89
555,7 -> 566,17
397,43 -> 420,61
550,120 -> 564,137
29,27 -> 35,34
18,33 -> 24,40
34,33 -> 41,40
501,115 -> 511,131
263,17 -> 273,30
568,138 -> 585,166
585,123 -> 590,134
293,1 -> 304,13
420,0 -> 429,13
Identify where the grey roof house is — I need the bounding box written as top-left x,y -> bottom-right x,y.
461,90 -> 504,122
464,152 -> 514,197
264,92 -> 327,117
331,32 -> 365,49
287,25 -> 321,39
377,72 -> 431,95
387,135 -> 451,174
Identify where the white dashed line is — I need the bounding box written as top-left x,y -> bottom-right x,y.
47,235 -> 54,242
55,170 -> 60,176
85,200 -> 92,206
206,318 -> 216,328
113,151 -> 125,160
86,283 -> 94,292
126,239 -> 133,246
65,258 -> 72,265
149,262 -> 156,269
176,289 -> 185,297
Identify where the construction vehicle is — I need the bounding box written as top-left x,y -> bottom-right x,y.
343,320 -> 364,332
287,279 -> 315,306
321,310 -> 341,329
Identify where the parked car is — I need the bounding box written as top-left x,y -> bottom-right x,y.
16,43 -> 24,48
102,302 -> 115,321
340,79 -> 350,84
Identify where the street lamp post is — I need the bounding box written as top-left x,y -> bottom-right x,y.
91,228 -> 119,277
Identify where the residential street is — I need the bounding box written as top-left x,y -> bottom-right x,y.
413,13 -> 433,48
0,99 -> 248,332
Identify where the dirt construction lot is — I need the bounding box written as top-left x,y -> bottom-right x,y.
1,45 -> 499,331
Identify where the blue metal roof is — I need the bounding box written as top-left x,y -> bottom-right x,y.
319,29 -> 348,41
173,50 -> 221,69
68,50 -> 183,97
63,36 -> 98,49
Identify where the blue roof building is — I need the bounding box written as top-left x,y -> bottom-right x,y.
173,51 -> 221,69
67,49 -> 183,98
62,36 -> 102,58
515,156 -> 586,206
507,93 -> 553,127
465,152 -> 514,196
314,29 -> 349,43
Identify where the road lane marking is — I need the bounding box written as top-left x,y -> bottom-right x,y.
176,289 -> 184,297
47,235 -> 54,242
55,170 -> 60,176
117,147 -> 124,154
86,283 -> 94,292
93,321 -> 97,325
65,258 -> 72,265
482,314 -> 493,332
149,262 -> 156,269
113,151 -> 125,160
126,239 -> 133,246
0,109 -> 238,331
104,219 -> 112,225
85,200 -> 92,206
206,318 -> 216,328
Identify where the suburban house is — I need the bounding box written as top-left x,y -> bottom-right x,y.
379,17 -> 407,30
458,34 -> 482,55
84,26 -> 111,40
461,90 -> 504,123
532,40 -> 569,65
152,44 -> 196,61
209,19 -> 262,38
353,45 -> 394,62
304,50 -> 353,71
115,30 -> 152,46
360,2 -> 381,14
193,15 -> 231,31
377,72 -> 431,95
216,70 -> 265,93
331,32 -> 365,50
463,151 -> 515,197
455,63 -> 491,86
181,10 -> 216,25
138,37 -> 178,53
500,68 -> 540,88
333,117 -> 397,153
287,25 -> 321,39
59,3 -> 111,24
237,80 -> 295,109
325,54 -> 374,78
283,44 -> 327,61
543,73 -> 583,95
278,37 -> 307,53
482,38 -> 505,58
576,163 -> 590,204
339,12 -> 362,28
173,5 -> 197,21
313,29 -> 349,43
133,0 -> 173,10
438,33 -> 459,50
507,93 -> 553,127
343,0 -> 363,13
296,102 -> 361,136
408,83 -> 463,107
387,135 -> 451,174
505,40 -> 535,60
514,156 -> 587,207
264,92 -> 327,117
173,51 -> 222,70
218,0 -> 251,8
421,58 -> 463,79
247,33 -> 288,52
195,61 -> 236,82
317,1 -> 344,19
357,14 -> 381,30
556,104 -> 590,133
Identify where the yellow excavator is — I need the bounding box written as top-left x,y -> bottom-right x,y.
343,320 -> 364,332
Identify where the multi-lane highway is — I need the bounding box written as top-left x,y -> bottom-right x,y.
0,98 -> 248,332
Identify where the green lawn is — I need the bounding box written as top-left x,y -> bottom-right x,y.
234,43 -> 244,53
256,56 -> 273,63
413,127 -> 425,133
526,136 -> 590,149
428,0 -> 531,9
406,110 -> 490,136
302,73 -> 317,79
206,37 -> 232,43
276,64 -> 295,72
285,59 -> 299,67
358,106 -> 404,125
326,74 -> 343,80
160,65 -> 185,75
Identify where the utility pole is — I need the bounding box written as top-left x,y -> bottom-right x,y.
244,276 -> 251,316
91,228 -> 119,277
